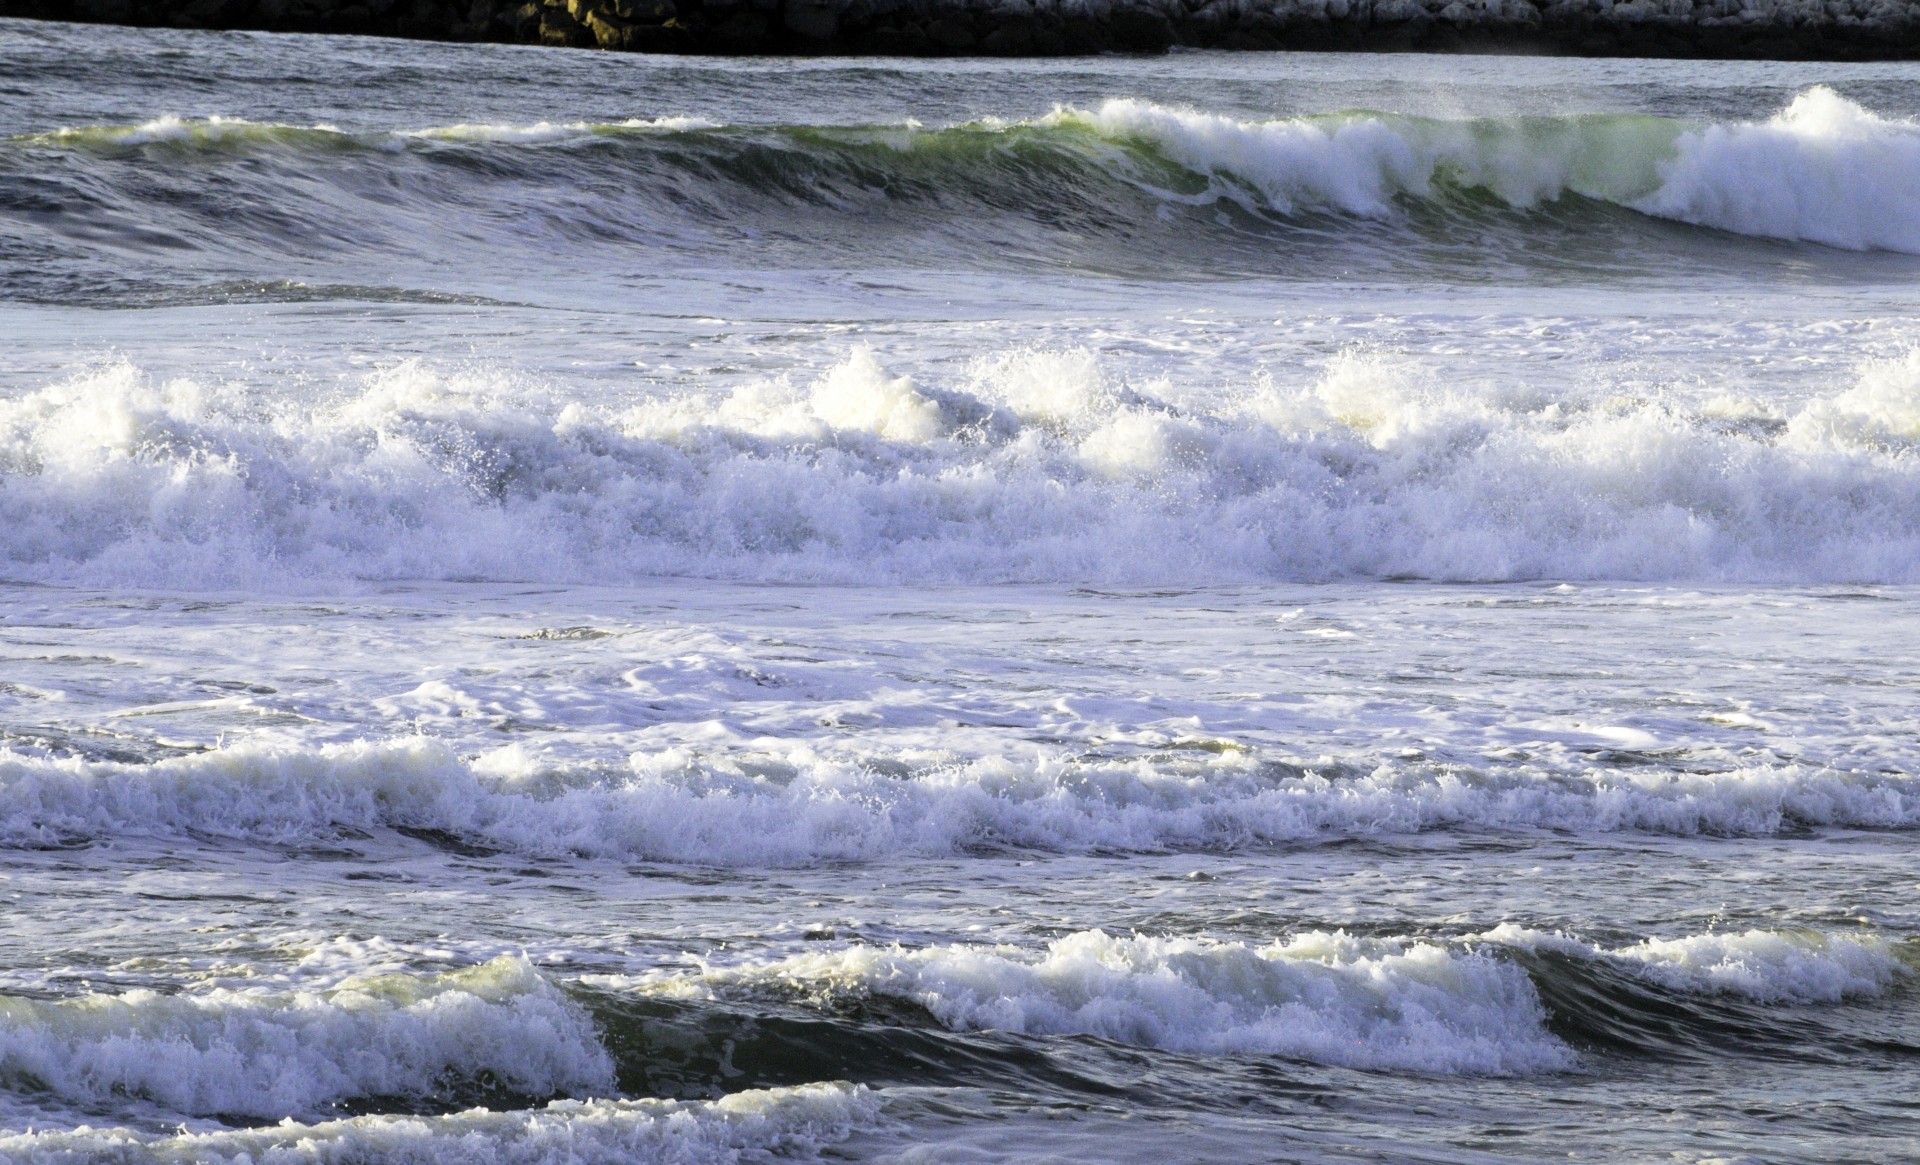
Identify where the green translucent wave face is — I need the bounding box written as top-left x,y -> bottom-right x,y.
1049,107 -> 1689,212
1404,112 -> 1683,205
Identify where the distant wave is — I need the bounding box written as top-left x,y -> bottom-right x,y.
4,737 -> 1914,861
9,88 -> 1918,263
3,342 -> 1919,588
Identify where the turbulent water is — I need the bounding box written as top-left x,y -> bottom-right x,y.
2,19 -> 1919,1165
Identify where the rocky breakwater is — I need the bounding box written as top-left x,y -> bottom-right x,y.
4,0 -> 1917,58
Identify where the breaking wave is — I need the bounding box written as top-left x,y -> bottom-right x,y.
1483,925 -> 1914,1005
1081,85 -> 1920,252
0,956 -> 611,1120
6,87 -> 1919,303
612,924 -> 1911,1075
11,88 -> 1917,247
3,736 -> 1914,861
628,930 -> 1575,1076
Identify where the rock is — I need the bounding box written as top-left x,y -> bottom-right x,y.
175,0 -> 235,23
980,16 -> 1034,45
860,21 -> 930,49
496,2 -> 541,36
706,7 -> 775,48
583,8 -> 625,43
926,14 -> 977,44
1109,2 -> 1174,44
15,0 -> 1919,59
539,2 -> 592,42
624,16 -> 692,44
785,0 -> 839,37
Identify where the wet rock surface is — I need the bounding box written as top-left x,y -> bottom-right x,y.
4,0 -> 1916,59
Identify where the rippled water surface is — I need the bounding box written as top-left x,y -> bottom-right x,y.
1,20 -> 1918,1164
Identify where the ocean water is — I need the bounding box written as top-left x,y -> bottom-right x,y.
2,18 -> 1919,1163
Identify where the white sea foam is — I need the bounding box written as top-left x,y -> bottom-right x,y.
1639,87 -> 1920,253
0,1082 -> 876,1164
2,737 -> 1914,861
0,956 -> 611,1118
624,929 -> 1572,1075
4,342 -> 1919,588
1482,925 -> 1912,1004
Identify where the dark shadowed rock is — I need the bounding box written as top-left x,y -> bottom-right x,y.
1108,4 -> 1173,47
538,0 -> 592,42
4,0 -> 1917,58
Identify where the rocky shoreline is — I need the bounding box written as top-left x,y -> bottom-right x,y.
4,0 -> 1916,57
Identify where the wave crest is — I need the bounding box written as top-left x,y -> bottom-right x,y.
1640,86 -> 1920,253
0,956 -> 611,1119
1483,925 -> 1912,1004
